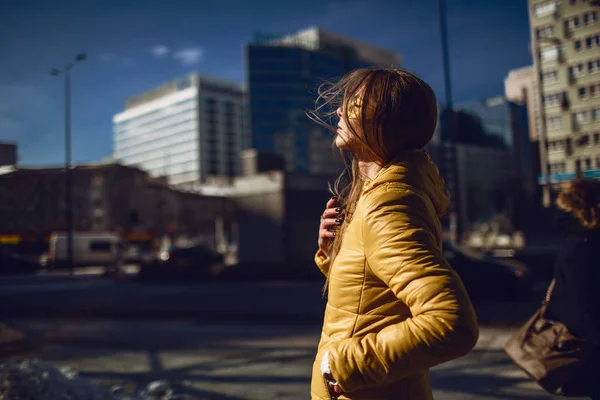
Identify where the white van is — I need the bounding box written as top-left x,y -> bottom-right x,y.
46,232 -> 123,270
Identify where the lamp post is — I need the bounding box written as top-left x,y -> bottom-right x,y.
532,38 -> 561,207
437,0 -> 459,243
51,53 -> 86,273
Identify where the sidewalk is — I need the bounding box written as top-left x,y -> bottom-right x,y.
4,318 -> 563,400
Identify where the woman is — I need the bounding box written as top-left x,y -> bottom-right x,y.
546,178 -> 600,398
308,68 -> 479,400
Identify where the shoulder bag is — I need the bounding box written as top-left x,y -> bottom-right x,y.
504,279 -> 594,396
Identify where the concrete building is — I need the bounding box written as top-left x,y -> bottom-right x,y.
231,149 -> 331,266
245,26 -> 401,175
505,65 -> 541,142
0,162 -> 234,256
428,96 -> 537,240
455,145 -> 517,234
0,142 -> 17,167
113,74 -> 247,187
528,0 -> 600,206
457,96 -> 536,200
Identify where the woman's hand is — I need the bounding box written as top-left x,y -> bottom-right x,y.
318,197 -> 343,257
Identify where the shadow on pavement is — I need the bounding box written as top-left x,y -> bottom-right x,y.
17,320 -> 318,399
431,349 -> 555,400
2,319 -> 569,400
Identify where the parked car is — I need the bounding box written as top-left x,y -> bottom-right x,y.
139,243 -> 224,280
0,246 -> 40,276
43,232 -> 122,273
443,241 -> 533,300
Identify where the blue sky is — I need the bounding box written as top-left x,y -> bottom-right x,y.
0,0 -> 532,166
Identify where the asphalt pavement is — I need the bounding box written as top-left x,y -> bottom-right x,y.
0,272 -> 546,326
4,318 -> 576,400
0,272 -> 582,399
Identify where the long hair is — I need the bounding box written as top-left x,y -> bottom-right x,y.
306,67 -> 438,293
557,177 -> 600,230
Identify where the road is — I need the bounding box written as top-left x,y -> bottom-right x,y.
0,272 -> 548,326
5,318 -> 569,400
1,273 -> 574,399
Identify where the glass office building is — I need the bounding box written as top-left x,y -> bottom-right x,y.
245,26 -> 401,174
113,74 -> 247,187
458,96 -> 533,181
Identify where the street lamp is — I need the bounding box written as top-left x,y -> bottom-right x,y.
51,53 -> 86,273
437,0 -> 459,243
532,38 -> 561,207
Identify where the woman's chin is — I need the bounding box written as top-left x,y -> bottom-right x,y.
335,136 -> 350,150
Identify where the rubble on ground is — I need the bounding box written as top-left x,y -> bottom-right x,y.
0,359 -> 182,400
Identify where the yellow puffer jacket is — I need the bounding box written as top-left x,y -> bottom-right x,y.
311,149 -> 479,400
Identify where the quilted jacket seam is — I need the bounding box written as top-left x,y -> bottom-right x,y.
350,224 -> 368,336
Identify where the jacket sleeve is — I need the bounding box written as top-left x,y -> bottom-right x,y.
327,188 -> 479,393
314,249 -> 331,277
557,240 -> 600,341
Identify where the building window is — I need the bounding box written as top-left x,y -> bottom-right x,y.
568,16 -> 581,29
570,63 -> 585,78
584,11 -> 598,25
535,1 -> 557,18
597,156 -> 600,168
574,110 -> 590,123
576,135 -> 590,147
542,70 -> 559,82
579,87 -> 588,98
224,101 -> 235,112
575,40 -> 583,51
591,84 -> 600,98
593,108 -> 600,121
551,162 -> 567,173
541,46 -> 560,61
586,35 -> 600,49
594,133 -> 600,144
537,25 -> 555,39
544,92 -> 563,105
547,115 -> 562,129
548,139 -> 564,151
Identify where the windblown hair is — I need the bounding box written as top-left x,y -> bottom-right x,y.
306,67 -> 438,293
557,177 -> 600,230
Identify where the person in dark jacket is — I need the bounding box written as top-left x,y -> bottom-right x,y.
546,177 -> 600,398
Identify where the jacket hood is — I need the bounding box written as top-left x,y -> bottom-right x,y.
363,148 -> 451,216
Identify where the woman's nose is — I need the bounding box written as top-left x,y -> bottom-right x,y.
336,107 -> 342,118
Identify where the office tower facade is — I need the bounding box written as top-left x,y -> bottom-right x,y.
245,26 -> 401,175
505,65 -> 542,142
529,0 -> 600,205
458,96 -> 536,200
113,74 -> 247,187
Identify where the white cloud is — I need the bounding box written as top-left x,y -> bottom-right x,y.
151,45 -> 170,57
173,47 -> 204,65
